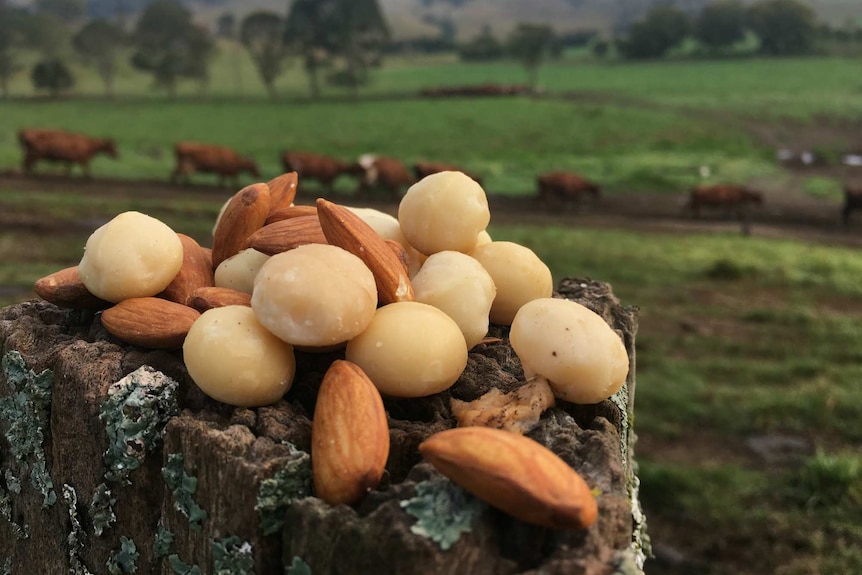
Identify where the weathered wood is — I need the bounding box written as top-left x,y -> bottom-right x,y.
0,278 -> 646,574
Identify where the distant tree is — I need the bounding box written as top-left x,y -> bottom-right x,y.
216,12 -> 237,39
130,0 -> 215,96
694,0 -> 747,51
507,23 -> 555,91
240,11 -> 289,99
29,12 -> 70,59
618,4 -> 690,59
748,0 -> 816,55
0,6 -> 31,98
591,38 -> 611,59
31,58 -> 74,97
458,25 -> 504,61
73,19 -> 126,97
284,0 -> 334,98
36,0 -> 85,22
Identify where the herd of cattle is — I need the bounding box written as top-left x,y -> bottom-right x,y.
13,127 -> 862,224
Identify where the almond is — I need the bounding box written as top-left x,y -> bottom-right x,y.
312,360 -> 389,506
316,198 -> 414,305
212,183 -> 272,268
188,286 -> 252,312
159,233 -> 215,305
384,239 -> 410,276
100,297 -> 201,350
245,216 -> 328,255
34,266 -> 111,309
267,171 -> 298,213
419,427 -> 597,530
265,204 -> 318,226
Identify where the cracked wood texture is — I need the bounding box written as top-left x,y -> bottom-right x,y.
0,277 -> 642,575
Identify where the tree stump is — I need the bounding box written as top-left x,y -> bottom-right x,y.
0,277 -> 648,575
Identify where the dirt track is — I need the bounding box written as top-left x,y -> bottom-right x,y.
2,171 -> 862,249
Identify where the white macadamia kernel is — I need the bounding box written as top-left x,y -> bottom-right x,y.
78,211 -> 184,303
346,302 -> 468,398
398,171 -> 490,256
251,243 -> 377,347
411,251 -> 496,348
183,305 -> 296,407
474,229 -> 492,249
470,241 -> 553,325
214,248 -> 270,294
510,298 -> 629,404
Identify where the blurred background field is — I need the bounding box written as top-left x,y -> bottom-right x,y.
2,0 -> 862,573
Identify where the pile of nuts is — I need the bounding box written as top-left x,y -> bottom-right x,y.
33,170 -> 630,531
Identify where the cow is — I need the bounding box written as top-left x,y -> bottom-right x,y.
412,161 -> 484,188
686,184 -> 763,218
536,170 -> 601,209
171,142 -> 260,187
357,155 -> 415,200
18,128 -> 118,177
842,185 -> 862,225
281,151 -> 365,193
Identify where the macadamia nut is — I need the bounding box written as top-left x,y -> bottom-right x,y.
251,244 -> 377,347
510,298 -> 629,404
398,171 -> 490,256
346,301 -> 468,398
470,241 -> 553,325
183,305 -> 296,407
214,248 -> 270,294
412,251 -> 496,348
78,211 -> 184,303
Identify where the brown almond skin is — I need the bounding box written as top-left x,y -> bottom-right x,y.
419,427 -> 598,530
188,286 -> 252,312
384,239 -> 410,276
265,204 -> 318,226
312,360 -> 390,506
101,297 -> 201,350
212,183 -> 272,268
34,266 -> 111,309
245,216 -> 328,255
267,171 -> 298,213
316,198 -> 414,305
159,233 -> 215,305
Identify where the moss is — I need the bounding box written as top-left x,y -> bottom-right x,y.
168,554 -> 202,575
0,351 -> 56,507
162,453 -> 208,530
89,482 -> 116,537
256,443 -> 312,536
400,478 -> 484,551
212,536 -> 254,575
100,366 -> 179,486
154,520 -> 175,558
285,556 -> 312,575
107,536 -> 139,574
61,484 -> 94,575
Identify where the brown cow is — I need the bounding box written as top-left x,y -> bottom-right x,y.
357,155 -> 415,199
18,128 -> 118,177
171,141 -> 260,187
412,161 -> 484,188
687,184 -> 763,218
281,151 -> 365,193
536,170 -> 601,209
842,185 -> 862,224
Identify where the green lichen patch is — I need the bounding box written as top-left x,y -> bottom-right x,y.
154,520 -> 175,558
162,453 -> 208,530
89,482 -> 116,537
0,480 -> 28,540
400,478 -> 484,551
0,557 -> 10,575
100,366 -> 179,486
107,536 -> 139,574
256,444 -> 312,536
62,484 -> 94,575
212,536 -> 254,575
168,554 -> 202,575
0,351 -> 56,507
285,556 -> 312,575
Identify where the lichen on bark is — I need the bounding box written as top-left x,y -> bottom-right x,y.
168,554 -> 202,575
62,484 -> 93,575
212,536 -> 255,575
107,536 -> 139,574
400,477 -> 485,551
162,453 -> 208,529
256,443 -> 312,535
89,482 -> 116,537
285,556 -> 312,575
0,351 -> 56,507
154,520 -> 175,558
